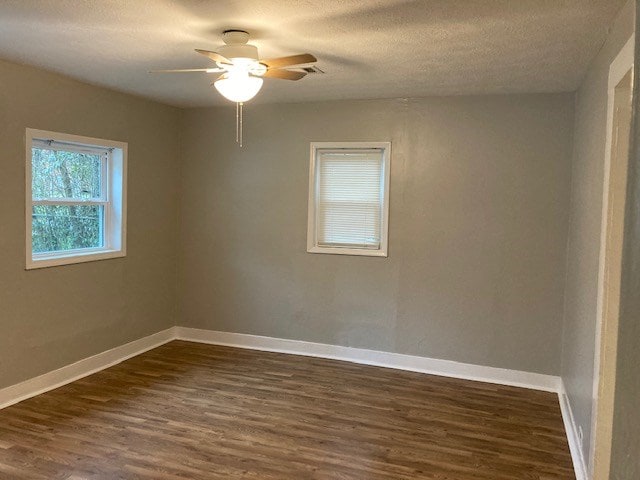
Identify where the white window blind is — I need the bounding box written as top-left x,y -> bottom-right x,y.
316,149 -> 384,249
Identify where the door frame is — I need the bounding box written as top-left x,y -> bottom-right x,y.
589,34 -> 635,478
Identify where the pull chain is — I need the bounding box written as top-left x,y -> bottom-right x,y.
235,102 -> 244,147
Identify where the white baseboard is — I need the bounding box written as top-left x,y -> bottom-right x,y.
0,325 -> 578,476
0,324 -> 561,405
175,327 -> 560,393
0,327 -> 177,410
559,380 -> 588,480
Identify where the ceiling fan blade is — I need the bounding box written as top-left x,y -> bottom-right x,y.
210,73 -> 227,84
261,53 -> 317,69
195,49 -> 232,65
263,69 -> 307,81
149,68 -> 225,73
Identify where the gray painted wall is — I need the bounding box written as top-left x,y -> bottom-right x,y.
0,59 -> 181,389
179,94 -> 574,375
559,0 -> 634,463
610,3 -> 640,477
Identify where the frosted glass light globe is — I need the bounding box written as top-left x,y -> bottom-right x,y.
214,70 -> 263,103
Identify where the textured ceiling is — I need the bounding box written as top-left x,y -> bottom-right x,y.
0,0 -> 626,107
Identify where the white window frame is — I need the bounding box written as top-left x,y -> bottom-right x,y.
307,142 -> 391,257
25,128 -> 127,269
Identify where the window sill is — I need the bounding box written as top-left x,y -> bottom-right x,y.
26,249 -> 125,270
307,245 -> 388,257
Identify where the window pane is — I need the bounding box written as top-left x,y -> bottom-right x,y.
317,150 -> 383,248
32,147 -> 102,200
32,205 -> 104,254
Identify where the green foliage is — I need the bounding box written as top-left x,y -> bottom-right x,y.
32,148 -> 101,200
32,205 -> 102,253
31,148 -> 104,254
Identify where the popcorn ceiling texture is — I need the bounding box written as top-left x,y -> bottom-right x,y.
0,0 -> 626,107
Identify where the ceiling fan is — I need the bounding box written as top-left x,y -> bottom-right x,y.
151,29 -> 317,103
152,29 -> 317,146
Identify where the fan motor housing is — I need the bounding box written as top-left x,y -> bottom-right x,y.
219,30 -> 258,62
218,43 -> 259,62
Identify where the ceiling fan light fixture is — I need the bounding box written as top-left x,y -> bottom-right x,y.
152,29 -> 317,145
214,70 -> 263,103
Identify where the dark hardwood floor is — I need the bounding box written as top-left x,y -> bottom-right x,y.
0,341 -> 575,479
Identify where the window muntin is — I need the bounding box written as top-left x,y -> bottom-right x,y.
308,142 -> 390,257
26,129 -> 127,269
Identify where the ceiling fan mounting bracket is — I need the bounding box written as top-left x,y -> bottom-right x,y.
222,30 -> 250,45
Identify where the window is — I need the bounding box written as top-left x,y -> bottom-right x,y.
25,129 -> 127,269
307,142 -> 391,257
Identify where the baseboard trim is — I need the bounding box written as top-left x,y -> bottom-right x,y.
559,380 -> 588,480
0,326 -> 577,475
0,327 -> 177,410
175,327 -> 560,393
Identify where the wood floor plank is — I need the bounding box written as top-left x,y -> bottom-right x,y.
0,341 -> 575,479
